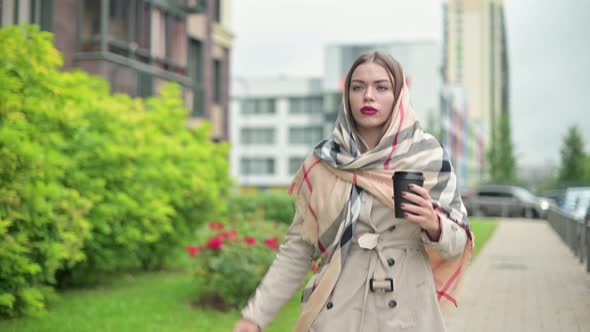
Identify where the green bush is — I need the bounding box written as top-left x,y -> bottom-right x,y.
0,24 -> 93,318
56,81 -> 232,284
229,192 -> 295,225
0,25 -> 231,317
189,215 -> 288,310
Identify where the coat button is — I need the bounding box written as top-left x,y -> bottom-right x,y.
389,225 -> 396,231
387,258 -> 395,266
326,302 -> 333,310
388,300 -> 397,308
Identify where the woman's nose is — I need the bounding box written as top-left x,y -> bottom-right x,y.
364,87 -> 375,101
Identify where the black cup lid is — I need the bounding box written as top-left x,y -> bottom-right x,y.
392,171 -> 424,181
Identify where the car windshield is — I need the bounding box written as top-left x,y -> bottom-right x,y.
513,188 -> 538,203
574,194 -> 590,211
563,187 -> 590,212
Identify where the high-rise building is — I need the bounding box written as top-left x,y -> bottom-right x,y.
0,0 -> 233,140
442,0 -> 510,184
440,85 -> 483,190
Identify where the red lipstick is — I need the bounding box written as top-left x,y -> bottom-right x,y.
360,106 -> 378,115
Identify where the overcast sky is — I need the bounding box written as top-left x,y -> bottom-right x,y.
230,0 -> 590,169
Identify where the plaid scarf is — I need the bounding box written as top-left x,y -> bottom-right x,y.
289,77 -> 474,331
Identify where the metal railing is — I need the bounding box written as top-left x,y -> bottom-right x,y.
546,207 -> 590,273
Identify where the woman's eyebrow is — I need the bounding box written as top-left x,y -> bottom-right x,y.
351,79 -> 391,84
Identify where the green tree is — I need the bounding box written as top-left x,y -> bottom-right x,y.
558,126 -> 587,186
487,112 -> 516,184
584,155 -> 590,183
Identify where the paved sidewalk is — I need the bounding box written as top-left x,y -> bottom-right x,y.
446,219 -> 590,332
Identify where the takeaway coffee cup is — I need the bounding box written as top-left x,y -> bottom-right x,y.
393,171 -> 425,218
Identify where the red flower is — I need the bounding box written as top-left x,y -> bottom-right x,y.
185,245 -> 203,257
221,230 -> 237,239
311,262 -> 318,273
205,236 -> 223,250
263,237 -> 279,250
208,222 -> 225,230
244,236 -> 256,245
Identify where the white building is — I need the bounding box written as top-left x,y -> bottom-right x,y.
230,77 -> 324,192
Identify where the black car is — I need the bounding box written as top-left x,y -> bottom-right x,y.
462,184 -> 551,219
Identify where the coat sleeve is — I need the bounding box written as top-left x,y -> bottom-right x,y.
241,211 -> 314,330
420,212 -> 468,260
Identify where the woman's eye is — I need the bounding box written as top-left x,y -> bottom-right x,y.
351,85 -> 364,91
377,85 -> 389,91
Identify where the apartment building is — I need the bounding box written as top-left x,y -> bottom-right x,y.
0,0 -> 233,140
442,0 -> 510,183
440,85 -> 484,190
230,77 -> 324,192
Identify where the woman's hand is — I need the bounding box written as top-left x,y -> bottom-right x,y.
233,318 -> 261,332
400,184 -> 441,241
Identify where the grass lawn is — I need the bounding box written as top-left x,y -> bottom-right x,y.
0,219 -> 496,331
469,218 -> 497,258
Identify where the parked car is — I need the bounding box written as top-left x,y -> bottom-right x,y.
462,184 -> 551,219
561,187 -> 590,222
540,189 -> 566,207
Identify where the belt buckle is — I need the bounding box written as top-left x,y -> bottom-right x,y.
369,277 -> 394,293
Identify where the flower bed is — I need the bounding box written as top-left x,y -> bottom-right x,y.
187,215 -> 288,310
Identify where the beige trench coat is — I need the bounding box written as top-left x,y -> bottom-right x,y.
242,191 -> 468,332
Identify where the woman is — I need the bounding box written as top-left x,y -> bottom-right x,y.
234,51 -> 473,332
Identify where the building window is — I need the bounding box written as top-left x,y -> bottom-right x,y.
133,0 -> 151,63
241,128 -> 275,145
109,0 -> 130,43
241,158 -> 275,175
289,96 -> 323,114
289,157 -> 305,175
213,59 -> 222,103
241,99 -> 276,115
289,126 -> 323,145
151,8 -> 167,62
0,0 -> 52,28
214,0 -> 221,23
79,1 -> 187,75
0,0 -> 41,26
27,0 -> 53,31
188,38 -> 204,116
81,0 -> 100,51
170,17 -> 187,70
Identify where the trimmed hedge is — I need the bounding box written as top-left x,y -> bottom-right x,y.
0,25 -> 231,317
229,192 -> 296,225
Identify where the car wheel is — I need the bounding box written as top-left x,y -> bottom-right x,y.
523,207 -> 535,219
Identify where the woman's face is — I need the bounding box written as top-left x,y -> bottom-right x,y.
349,62 -> 395,135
